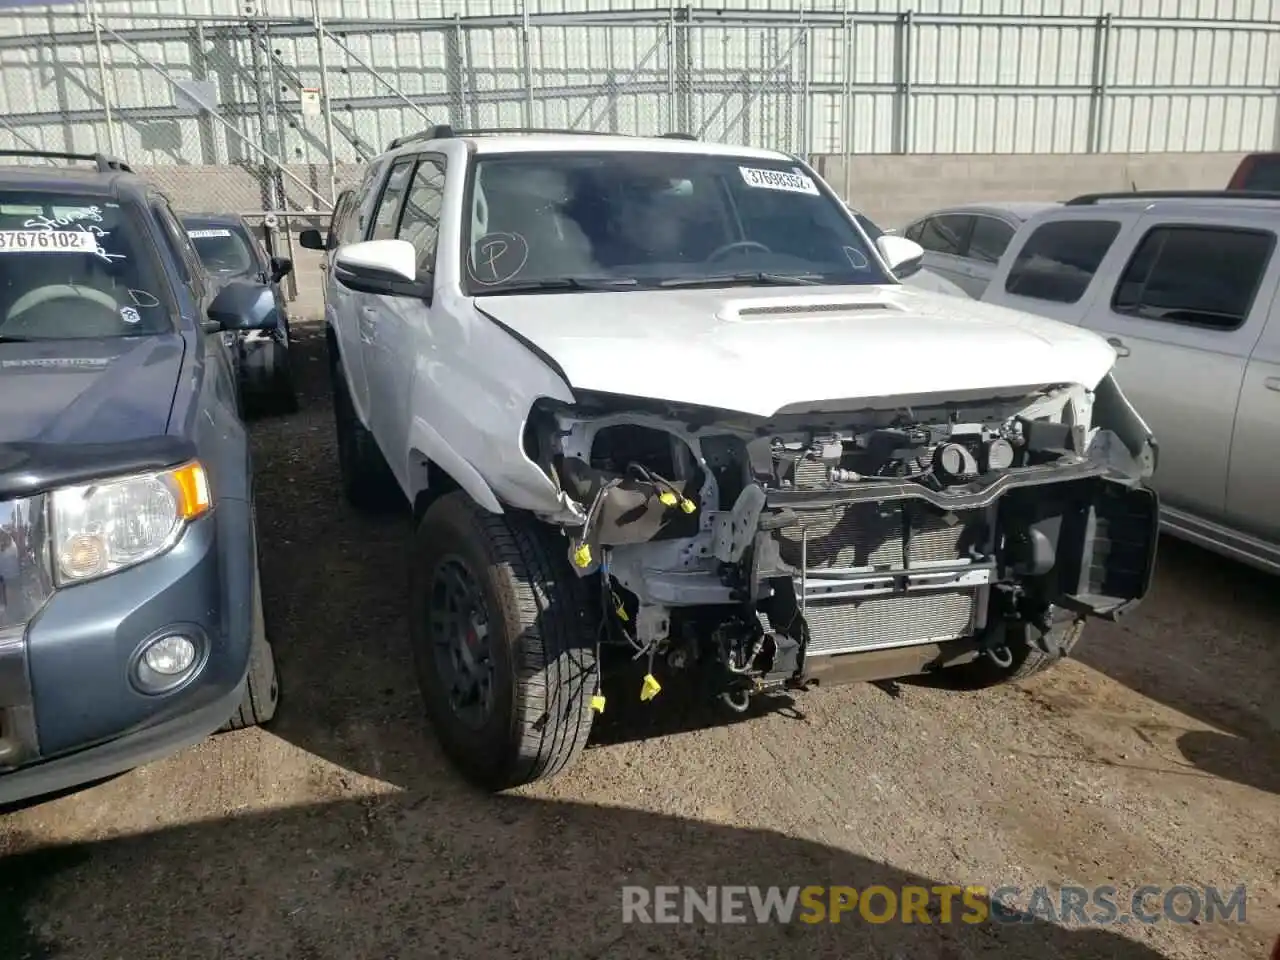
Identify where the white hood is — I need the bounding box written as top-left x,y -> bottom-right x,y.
473,285 -> 1117,418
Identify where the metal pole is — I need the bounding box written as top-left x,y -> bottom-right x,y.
313,0 -> 339,203
666,6 -> 675,133
247,14 -> 280,213
87,0 -> 118,155
798,12 -> 809,156
842,6 -> 852,201
521,1 -> 534,126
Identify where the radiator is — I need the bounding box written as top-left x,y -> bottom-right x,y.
768,495 -> 984,656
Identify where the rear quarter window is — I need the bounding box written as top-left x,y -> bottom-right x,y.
1003,219 -> 1121,304
1111,225 -> 1274,331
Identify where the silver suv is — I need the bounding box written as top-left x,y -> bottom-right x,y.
982,189 -> 1280,575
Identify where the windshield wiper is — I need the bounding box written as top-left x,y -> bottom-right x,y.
477,276 -> 639,294
658,272 -> 824,288
0,335 -> 35,343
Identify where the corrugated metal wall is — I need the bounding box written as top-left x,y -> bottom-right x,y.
1,0 -> 1277,165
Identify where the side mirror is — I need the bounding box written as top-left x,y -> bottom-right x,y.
269,255 -> 293,283
205,279 -> 280,334
298,228 -> 327,251
333,239 -> 428,298
876,235 -> 925,280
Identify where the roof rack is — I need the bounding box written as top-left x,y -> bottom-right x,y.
1065,189 -> 1280,206
0,148 -> 133,174
385,125 -> 699,151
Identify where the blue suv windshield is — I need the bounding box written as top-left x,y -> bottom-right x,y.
462,151 -> 890,294
0,191 -> 170,341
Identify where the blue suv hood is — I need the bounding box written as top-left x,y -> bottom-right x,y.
0,335 -> 186,444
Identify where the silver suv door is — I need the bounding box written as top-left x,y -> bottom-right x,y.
1226,282 -> 1280,550
1078,217 -> 1278,524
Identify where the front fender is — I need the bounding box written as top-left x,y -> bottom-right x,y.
1093,372 -> 1158,480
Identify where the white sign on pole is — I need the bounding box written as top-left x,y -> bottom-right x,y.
300,88 -> 322,118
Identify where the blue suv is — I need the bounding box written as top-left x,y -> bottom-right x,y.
0,149 -> 280,806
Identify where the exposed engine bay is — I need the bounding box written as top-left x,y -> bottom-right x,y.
521,374 -> 1159,708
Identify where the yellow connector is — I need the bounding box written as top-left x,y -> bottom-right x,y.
679,497 -> 697,514
640,673 -> 662,701
657,490 -> 678,507
612,593 -> 630,621
590,693 -> 606,713
571,542 -> 592,568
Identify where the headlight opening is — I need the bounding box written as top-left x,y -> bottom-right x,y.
51,461 -> 211,584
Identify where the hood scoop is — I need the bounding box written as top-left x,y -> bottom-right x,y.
718,295 -> 902,323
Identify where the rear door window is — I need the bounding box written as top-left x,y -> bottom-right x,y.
1003,219 -> 1120,304
968,215 -> 1016,264
369,160 -> 416,241
917,214 -> 972,256
1111,225 -> 1274,331
395,155 -> 446,274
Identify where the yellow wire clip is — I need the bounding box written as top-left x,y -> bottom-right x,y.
678,497 -> 697,514
640,673 -> 662,701
590,693 -> 606,713
572,542 -> 592,568
657,490 -> 678,507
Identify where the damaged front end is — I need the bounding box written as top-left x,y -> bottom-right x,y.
523,373 -> 1159,705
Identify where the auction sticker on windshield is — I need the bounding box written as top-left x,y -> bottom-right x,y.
0,230 -> 98,252
738,166 -> 819,195
187,229 -> 233,239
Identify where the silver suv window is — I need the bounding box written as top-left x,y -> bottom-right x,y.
1111,225 -> 1274,331
1003,219 -> 1120,304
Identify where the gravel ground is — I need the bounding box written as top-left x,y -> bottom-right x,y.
1,318 -> 1277,960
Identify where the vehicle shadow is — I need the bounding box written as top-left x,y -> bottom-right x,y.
1071,534 -> 1280,795
2,793 -> 1182,960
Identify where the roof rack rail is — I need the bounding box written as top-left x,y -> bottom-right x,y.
0,148 -> 133,174
385,125 -> 648,150
1065,189 -> 1280,206
660,131 -> 697,140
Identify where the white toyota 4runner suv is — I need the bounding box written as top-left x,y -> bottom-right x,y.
304,126 -> 1161,791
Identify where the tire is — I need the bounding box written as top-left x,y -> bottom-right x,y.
942,615 -> 1086,690
330,352 -> 398,511
219,551 -> 280,732
409,491 -> 598,791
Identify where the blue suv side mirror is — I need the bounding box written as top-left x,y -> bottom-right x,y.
205,279 -> 281,333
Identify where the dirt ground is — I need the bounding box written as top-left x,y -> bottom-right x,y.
1,318 -> 1277,960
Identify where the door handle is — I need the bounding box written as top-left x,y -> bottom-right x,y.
1265,377 -> 1280,393
1107,336 -> 1130,358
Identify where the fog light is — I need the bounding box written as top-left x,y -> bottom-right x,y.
143,635 -> 197,675
132,631 -> 204,694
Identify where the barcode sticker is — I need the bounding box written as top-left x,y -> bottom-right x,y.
187,228 -> 233,239
0,230 -> 98,253
738,166 -> 819,195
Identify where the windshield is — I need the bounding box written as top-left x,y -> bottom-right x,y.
0,191 -> 170,340
184,222 -> 258,278
462,152 -> 891,294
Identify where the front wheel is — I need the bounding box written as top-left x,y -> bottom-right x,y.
219,547 -> 280,732
409,491 -> 598,791
941,615 -> 1086,690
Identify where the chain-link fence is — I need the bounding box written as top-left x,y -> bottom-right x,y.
1,4 -> 1278,219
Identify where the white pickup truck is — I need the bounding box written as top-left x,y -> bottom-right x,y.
301,126 -> 1160,791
